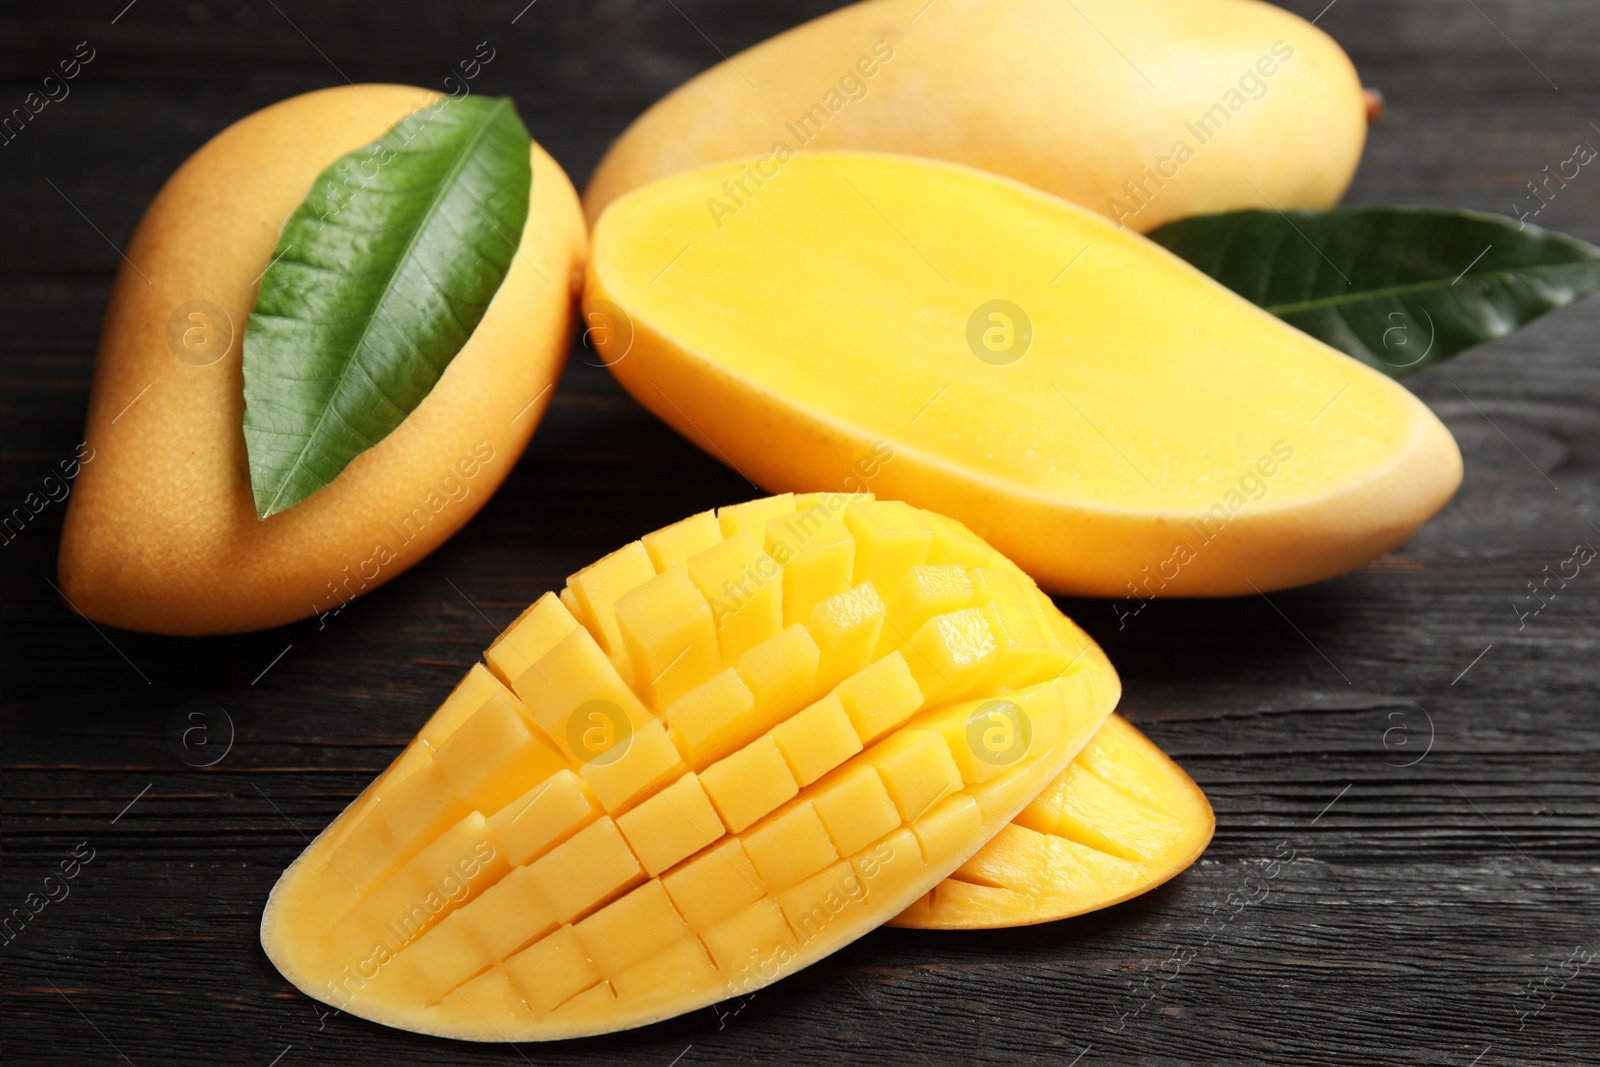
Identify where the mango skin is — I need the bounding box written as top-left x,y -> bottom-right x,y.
583,0 -> 1367,231
58,85 -> 587,635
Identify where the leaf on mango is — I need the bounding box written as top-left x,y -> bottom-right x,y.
242,94 -> 532,518
1147,206 -> 1600,377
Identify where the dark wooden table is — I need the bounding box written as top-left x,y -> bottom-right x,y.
4,2 -> 1597,1064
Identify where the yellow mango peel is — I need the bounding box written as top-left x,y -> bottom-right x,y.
261,494 -> 1121,1040
582,0 -> 1368,231
586,152 -> 1462,597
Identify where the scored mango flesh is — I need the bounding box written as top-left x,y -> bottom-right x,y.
261,494 -> 1120,1040
894,713 -> 1213,928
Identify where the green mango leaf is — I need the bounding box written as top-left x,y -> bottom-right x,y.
242,94 -> 532,518
1147,206 -> 1600,378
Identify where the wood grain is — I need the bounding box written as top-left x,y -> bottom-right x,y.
2,1 -> 1597,1064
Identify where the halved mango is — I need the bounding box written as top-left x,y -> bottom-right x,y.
586,152 -> 1461,597
260,494 -> 1120,1041
893,713 -> 1214,929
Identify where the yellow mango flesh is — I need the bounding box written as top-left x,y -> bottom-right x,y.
57,85 -> 587,635
582,0 -> 1367,231
893,713 -> 1213,928
587,152 -> 1462,597
260,494 -> 1120,1041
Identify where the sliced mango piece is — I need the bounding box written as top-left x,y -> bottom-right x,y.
261,495 -> 1118,1040
892,713 -> 1214,929
586,151 -> 1461,597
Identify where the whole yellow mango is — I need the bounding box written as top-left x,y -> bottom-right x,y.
583,0 -> 1367,231
57,85 -> 586,635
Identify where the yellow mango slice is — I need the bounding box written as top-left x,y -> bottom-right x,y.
581,0 -> 1368,232
261,495 -> 1120,1041
57,85 -> 586,634
893,713 -> 1214,928
586,152 -> 1461,597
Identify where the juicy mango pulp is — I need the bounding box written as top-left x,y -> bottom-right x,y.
261,494 -> 1121,1040
588,152 -> 1461,597
895,712 -> 1213,928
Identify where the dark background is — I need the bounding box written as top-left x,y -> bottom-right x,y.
3,1 -> 1597,1064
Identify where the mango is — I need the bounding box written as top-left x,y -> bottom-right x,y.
894,713 -> 1214,928
260,494 -> 1120,1040
57,85 -> 586,635
582,0 -> 1367,232
585,152 -> 1461,597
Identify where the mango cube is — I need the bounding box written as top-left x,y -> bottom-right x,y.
909,793 -> 983,865
879,564 -> 974,655
970,567 -> 1068,688
810,765 -> 901,857
431,686 -> 565,815
806,581 -> 886,689
660,838 -> 766,930
702,898 -> 797,976
641,510 -> 722,572
844,499 -> 933,595
852,826 -> 926,899
579,720 -> 685,813
551,980 -> 616,1019
865,731 -> 964,821
735,623 -> 821,730
687,532 -> 783,664
768,509 -> 855,626
665,668 -> 756,768
505,926 -> 600,1014
900,608 -> 999,703
834,652 -> 924,744
568,540 -> 656,659
699,735 -> 798,833
614,569 -> 722,710
511,625 -> 653,756
573,881 -> 688,975
457,864 -> 558,961
397,909 -> 491,1004
484,770 -> 601,867
740,801 -> 839,893
615,772 -> 725,875
523,817 -> 642,923
770,693 -> 862,786
779,860 -> 869,939
443,965 -> 526,1020
486,593 -> 580,691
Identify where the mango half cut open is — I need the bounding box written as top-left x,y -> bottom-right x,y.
261,494 -> 1122,1040
894,713 -> 1213,929
586,151 -> 1462,598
